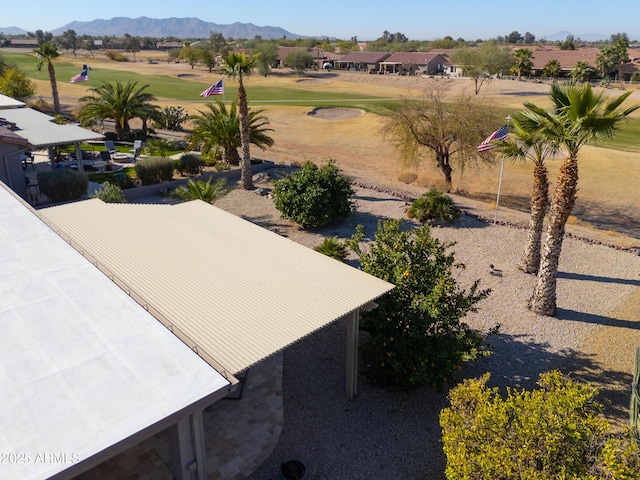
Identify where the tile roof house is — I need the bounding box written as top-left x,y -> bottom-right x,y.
333,51 -> 391,72
379,51 -> 449,75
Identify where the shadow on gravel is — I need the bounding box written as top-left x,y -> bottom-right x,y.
459,333 -> 632,423
572,201 -> 640,240
558,271 -> 640,286
556,308 -> 640,330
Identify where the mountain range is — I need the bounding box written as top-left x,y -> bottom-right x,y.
1,17 -> 304,40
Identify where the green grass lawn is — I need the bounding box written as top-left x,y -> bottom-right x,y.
5,51 -> 639,153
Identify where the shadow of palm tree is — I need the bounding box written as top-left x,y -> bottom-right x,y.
558,271 -> 640,286
459,333 -> 633,423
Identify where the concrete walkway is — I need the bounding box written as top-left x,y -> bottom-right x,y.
74,354 -> 283,480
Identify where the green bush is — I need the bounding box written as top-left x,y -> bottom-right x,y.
134,157 -> 175,185
90,182 -> 127,203
273,161 -> 354,228
37,169 -> 88,203
440,371 -> 640,479
407,188 -> 460,223
176,153 -> 205,176
315,237 -> 348,262
172,176 -> 226,204
346,219 -> 494,389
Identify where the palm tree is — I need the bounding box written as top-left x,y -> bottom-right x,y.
571,61 -> 595,83
511,48 -> 533,80
77,81 -> 159,138
33,42 -> 61,114
188,99 -> 274,165
542,59 -> 561,79
223,52 -> 259,189
173,177 -> 227,204
495,112 -> 558,274
527,83 -> 638,315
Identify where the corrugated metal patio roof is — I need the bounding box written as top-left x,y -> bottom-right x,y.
39,199 -> 394,377
0,107 -> 103,148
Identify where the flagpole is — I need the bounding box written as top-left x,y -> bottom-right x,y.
494,155 -> 505,224
493,115 -> 511,225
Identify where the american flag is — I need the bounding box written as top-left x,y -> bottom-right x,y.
70,68 -> 89,83
200,79 -> 224,97
477,125 -> 509,152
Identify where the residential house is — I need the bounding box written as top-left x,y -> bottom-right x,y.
379,51 -> 450,75
333,51 -> 391,73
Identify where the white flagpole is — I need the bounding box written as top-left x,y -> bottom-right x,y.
494,155 -> 505,224
493,115 -> 511,225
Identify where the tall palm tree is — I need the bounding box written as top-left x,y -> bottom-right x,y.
223,52 -> 259,189
77,81 -> 159,138
188,99 -> 274,165
33,42 -> 61,114
542,59 -> 561,79
527,83 -> 638,316
511,48 -> 533,80
496,112 -> 558,274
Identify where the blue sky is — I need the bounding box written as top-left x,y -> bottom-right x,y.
3,0 -> 640,41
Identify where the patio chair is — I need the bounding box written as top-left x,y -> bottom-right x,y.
105,140 -> 116,156
99,150 -> 112,162
129,140 -> 143,160
21,152 -> 36,170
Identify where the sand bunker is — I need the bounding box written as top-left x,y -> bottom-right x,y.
307,107 -> 365,120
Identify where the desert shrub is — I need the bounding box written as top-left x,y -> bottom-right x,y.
90,182 -> 127,203
153,106 -> 189,131
440,371 -> 640,480
134,157 -> 175,185
407,188 -> 460,223
315,237 -> 348,262
398,171 -> 418,184
346,219 -> 494,389
37,169 -> 88,203
172,176 -> 226,204
273,161 -> 354,228
631,73 -> 640,84
176,153 -> 205,176
104,50 -> 129,62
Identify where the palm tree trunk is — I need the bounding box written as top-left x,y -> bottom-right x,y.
528,156 -> 578,316
237,81 -> 253,189
47,61 -> 61,115
519,163 -> 549,274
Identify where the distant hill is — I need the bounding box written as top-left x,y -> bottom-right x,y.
49,16 -> 303,40
0,26 -> 27,35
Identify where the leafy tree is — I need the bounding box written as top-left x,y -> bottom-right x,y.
254,41 -> 278,77
80,36 -> 97,57
526,83 -> 638,315
273,161 -> 354,228
283,50 -> 315,75
571,60 -> 595,82
511,48 -> 533,79
34,30 -> 53,46
122,33 -> 140,62
440,371 -> 640,479
494,112 -> 557,274
506,31 -> 523,44
385,83 -> 503,191
0,67 -> 35,100
542,59 -> 561,78
558,34 -> 576,50
596,38 -> 630,77
208,32 -> 230,57
153,105 -> 189,131
222,52 -> 258,189
33,42 -> 61,114
77,81 -> 159,138
346,219 -> 493,389
188,99 -> 274,165
523,31 -> 536,44
452,41 -> 513,94
172,177 -> 227,204
179,45 -> 199,69
59,29 -> 78,57
197,47 -> 217,72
